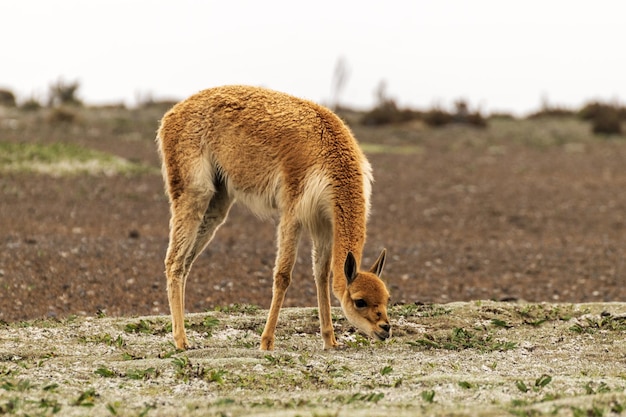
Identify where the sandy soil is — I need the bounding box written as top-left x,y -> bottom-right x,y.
0,302 -> 625,416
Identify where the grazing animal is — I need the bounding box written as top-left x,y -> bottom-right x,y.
156,85 -> 390,350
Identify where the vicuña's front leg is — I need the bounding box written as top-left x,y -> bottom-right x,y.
165,232 -> 193,349
166,271 -> 189,350
312,237 -> 338,349
260,217 -> 301,350
165,228 -> 192,350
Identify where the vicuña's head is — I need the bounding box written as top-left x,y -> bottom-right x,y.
340,249 -> 391,341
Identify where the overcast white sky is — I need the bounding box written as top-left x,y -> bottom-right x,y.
3,0 -> 625,115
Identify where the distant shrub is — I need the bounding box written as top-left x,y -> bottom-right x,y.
451,99 -> 487,128
579,101 -> 625,121
592,108 -> 621,135
48,78 -> 82,107
360,99 -> 422,126
464,112 -> 488,128
527,106 -> 576,119
579,101 -> 623,136
579,102 -> 605,121
422,100 -> 486,128
0,89 -> 16,107
21,97 -> 42,111
90,103 -> 127,110
47,107 -> 78,124
360,80 -> 422,126
488,112 -> 516,120
423,108 -> 452,127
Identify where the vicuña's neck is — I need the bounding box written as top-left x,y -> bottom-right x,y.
330,198 -> 367,298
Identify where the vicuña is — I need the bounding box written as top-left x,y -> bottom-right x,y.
156,85 -> 391,350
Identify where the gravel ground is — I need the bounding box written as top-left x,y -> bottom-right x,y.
1,112 -> 625,322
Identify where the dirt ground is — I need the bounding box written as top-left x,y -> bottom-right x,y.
1,112 -> 626,322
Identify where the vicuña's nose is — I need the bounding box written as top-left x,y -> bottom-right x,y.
380,323 -> 391,332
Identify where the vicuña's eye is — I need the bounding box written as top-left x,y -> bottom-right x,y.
354,299 -> 367,308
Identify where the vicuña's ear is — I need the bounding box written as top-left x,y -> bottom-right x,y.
369,248 -> 387,277
344,252 -> 358,285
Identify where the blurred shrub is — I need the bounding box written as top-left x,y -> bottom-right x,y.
0,89 -> 16,107
361,80 -> 422,126
46,107 -> 77,124
464,112 -> 488,127
360,99 -> 422,125
48,78 -> 82,107
423,100 -> 486,128
488,112 -> 516,120
579,101 -> 623,136
451,99 -> 487,128
21,97 -> 42,111
527,106 -> 576,119
579,101 -> 605,121
592,112 -> 621,135
362,98 -> 486,128
423,108 -> 452,127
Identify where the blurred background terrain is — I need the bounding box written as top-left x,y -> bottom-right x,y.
1,79 -> 625,321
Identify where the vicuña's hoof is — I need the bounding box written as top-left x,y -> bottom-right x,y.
259,337 -> 275,351
323,340 -> 343,350
175,337 -> 190,351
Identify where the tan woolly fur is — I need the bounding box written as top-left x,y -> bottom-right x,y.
156,85 -> 390,350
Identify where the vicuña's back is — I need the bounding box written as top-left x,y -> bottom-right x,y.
157,85 -> 390,350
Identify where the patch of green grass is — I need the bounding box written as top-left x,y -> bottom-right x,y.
1,378 -> 34,392
392,303 -> 451,318
202,315 -> 220,330
408,327 -> 517,352
335,392 -> 385,404
569,313 -> 626,334
123,319 -> 170,335
38,397 -> 62,414
514,374 -> 552,395
360,143 -> 422,155
79,333 -> 126,348
459,381 -> 473,389
171,355 -> 225,384
491,318 -> 512,329
584,381 -> 612,395
95,365 -> 159,381
0,141 -> 154,176
514,304 -> 579,327
94,366 -> 116,378
212,304 -> 259,314
264,354 -> 295,366
73,388 -> 97,407
380,365 -> 393,376
421,389 -> 436,403
124,319 -> 154,334
0,397 -> 22,414
344,333 -> 371,348
126,367 -> 158,381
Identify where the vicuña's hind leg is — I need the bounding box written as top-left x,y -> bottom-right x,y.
165,191 -> 207,350
312,224 -> 337,349
260,216 -> 302,350
165,185 -> 232,350
189,181 -> 233,264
